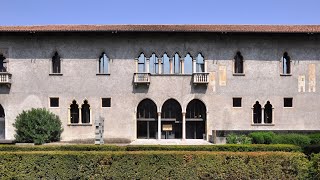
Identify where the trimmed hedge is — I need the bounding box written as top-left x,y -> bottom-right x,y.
0,144 -> 302,152
0,151 -> 310,179
125,144 -> 301,152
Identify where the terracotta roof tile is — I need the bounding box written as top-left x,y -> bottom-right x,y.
0,25 -> 319,33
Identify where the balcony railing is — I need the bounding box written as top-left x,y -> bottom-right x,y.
134,73 -> 150,85
193,72 -> 209,84
0,72 -> 11,85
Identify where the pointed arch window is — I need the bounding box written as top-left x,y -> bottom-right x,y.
162,53 -> 170,74
70,100 -> 79,124
52,52 -> 61,74
173,53 -> 180,74
253,101 -> 262,124
0,54 -> 7,72
234,51 -> 244,74
196,53 -> 204,72
98,52 -> 109,74
184,53 -> 193,74
81,100 -> 91,123
264,101 -> 273,124
150,53 -> 158,74
281,52 -> 291,75
138,53 -> 146,73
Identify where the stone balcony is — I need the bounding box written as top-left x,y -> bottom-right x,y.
134,73 -> 150,85
0,72 -> 11,86
193,72 -> 209,84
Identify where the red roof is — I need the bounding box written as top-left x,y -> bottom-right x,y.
0,25 -> 319,33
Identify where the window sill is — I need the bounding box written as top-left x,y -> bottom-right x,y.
232,107 -> 242,109
283,107 -> 293,109
49,73 -> 63,76
68,123 -> 92,126
251,123 -> 275,126
49,107 -> 60,109
280,74 -> 292,76
96,73 -> 110,76
233,73 -> 245,76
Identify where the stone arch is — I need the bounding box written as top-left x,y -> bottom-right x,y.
0,104 -> 4,139
137,98 -> 158,139
161,98 -> 182,139
186,99 -> 206,139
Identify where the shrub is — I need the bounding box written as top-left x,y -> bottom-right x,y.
249,132 -> 275,144
273,134 -> 311,147
226,133 -> 238,144
309,133 -> 320,145
0,151 -> 310,179
310,153 -> 320,179
226,133 -> 252,144
13,108 -> 63,145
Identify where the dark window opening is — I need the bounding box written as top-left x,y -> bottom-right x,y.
0,104 -> 4,118
233,98 -> 242,107
282,52 -> 291,74
264,101 -> 273,124
70,100 -> 79,123
137,99 -> 158,139
52,52 -> 61,73
234,51 -> 244,74
253,101 -> 262,123
81,100 -> 90,123
138,53 -> 145,73
102,98 -> 111,107
284,98 -> 293,107
186,99 -> 206,139
196,53 -> 204,72
0,54 -> 6,72
50,98 -> 59,107
99,52 -> 109,74
161,99 -> 182,139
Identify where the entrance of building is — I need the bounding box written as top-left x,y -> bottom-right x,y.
0,104 -> 5,139
161,99 -> 182,139
137,99 -> 158,139
186,99 -> 206,139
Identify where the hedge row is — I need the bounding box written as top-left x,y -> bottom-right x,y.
0,144 -> 301,152
0,151 -> 310,179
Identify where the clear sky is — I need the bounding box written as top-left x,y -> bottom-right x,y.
1,0 -> 320,25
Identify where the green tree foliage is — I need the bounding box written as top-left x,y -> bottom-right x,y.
13,108 -> 63,145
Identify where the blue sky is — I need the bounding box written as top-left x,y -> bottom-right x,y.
1,0 -> 319,25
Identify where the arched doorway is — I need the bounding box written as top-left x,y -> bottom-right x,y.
137,99 -> 158,139
0,104 -> 5,139
186,99 -> 206,139
161,99 -> 182,139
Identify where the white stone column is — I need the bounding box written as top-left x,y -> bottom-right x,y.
158,59 -> 162,74
170,58 -> 173,74
193,59 -> 196,73
146,58 -> 150,73
182,112 -> 186,140
78,107 -> 82,125
261,108 -> 265,124
158,112 -> 161,140
181,60 -> 184,74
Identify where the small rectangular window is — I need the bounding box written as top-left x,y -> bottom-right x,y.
233,98 -> 242,107
284,98 -> 293,107
102,98 -> 111,107
50,97 -> 59,107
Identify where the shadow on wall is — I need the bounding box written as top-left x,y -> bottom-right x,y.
190,83 -> 207,94
0,86 -> 10,94
132,84 -> 149,94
